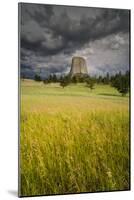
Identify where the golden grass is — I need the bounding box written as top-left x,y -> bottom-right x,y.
20,80 -> 130,196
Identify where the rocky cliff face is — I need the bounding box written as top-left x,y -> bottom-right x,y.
70,56 -> 88,77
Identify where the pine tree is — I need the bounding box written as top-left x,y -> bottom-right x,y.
111,71 -> 129,96
86,78 -> 95,91
34,74 -> 41,81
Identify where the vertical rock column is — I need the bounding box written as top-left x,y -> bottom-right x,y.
70,56 -> 88,77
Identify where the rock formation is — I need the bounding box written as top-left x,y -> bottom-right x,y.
70,56 -> 88,77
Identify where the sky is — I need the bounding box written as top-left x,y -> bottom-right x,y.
20,3 -> 130,78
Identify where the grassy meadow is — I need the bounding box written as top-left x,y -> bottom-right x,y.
20,79 -> 130,196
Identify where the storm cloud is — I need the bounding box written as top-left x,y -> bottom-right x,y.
19,3 -> 130,78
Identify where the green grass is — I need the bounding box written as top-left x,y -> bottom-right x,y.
20,80 -> 130,196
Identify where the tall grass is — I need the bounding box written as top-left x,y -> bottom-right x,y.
20,81 -> 130,196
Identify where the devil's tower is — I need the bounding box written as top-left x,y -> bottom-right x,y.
70,56 -> 88,77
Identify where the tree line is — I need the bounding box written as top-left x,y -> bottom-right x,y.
34,70 -> 130,96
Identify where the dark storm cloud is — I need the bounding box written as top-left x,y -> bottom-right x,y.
21,4 -> 129,54
50,9 -> 129,44
20,3 -> 130,77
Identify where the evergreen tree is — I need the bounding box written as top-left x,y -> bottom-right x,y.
52,74 -> 57,83
106,72 -> 110,84
97,75 -> 103,84
60,78 -> 69,88
111,71 -> 129,96
59,75 -> 63,83
34,74 -> 41,81
71,76 -> 79,84
48,74 -> 53,83
86,78 -> 95,91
